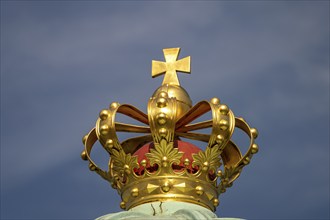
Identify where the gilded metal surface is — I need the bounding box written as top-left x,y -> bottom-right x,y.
152,47 -> 190,86
152,84 -> 192,120
82,48 -> 259,212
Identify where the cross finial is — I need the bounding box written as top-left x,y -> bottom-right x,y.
152,48 -> 191,86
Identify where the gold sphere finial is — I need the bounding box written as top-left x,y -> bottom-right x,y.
152,84 -> 192,121
151,48 -> 192,121
81,150 -> 88,160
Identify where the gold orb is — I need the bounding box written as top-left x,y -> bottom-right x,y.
219,104 -> 229,115
211,97 -> 220,105
81,150 -> 88,161
156,97 -> 167,108
120,201 -> 126,209
89,163 -> 96,171
106,139 -> 114,148
202,161 -> 209,171
131,188 -> 139,197
158,91 -> 168,98
156,112 -> 167,125
161,181 -> 171,192
219,119 -> 229,130
251,143 -> 259,154
251,128 -> 259,139
124,165 -> 131,174
100,124 -> 109,135
243,157 -> 250,165
216,134 -> 224,144
110,102 -> 119,109
162,156 -> 168,167
195,186 -> 204,195
213,198 -> 219,207
140,159 -> 147,167
159,128 -> 167,136
184,158 -> 190,166
99,109 -> 109,120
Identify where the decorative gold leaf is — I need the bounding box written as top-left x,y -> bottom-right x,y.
146,139 -> 183,167
111,149 -> 138,175
192,145 -> 221,171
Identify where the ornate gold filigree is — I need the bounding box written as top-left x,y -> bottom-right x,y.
111,149 -> 139,181
146,139 -> 183,169
192,145 -> 222,173
81,47 -> 259,212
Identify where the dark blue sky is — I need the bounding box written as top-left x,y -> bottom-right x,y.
1,1 -> 329,219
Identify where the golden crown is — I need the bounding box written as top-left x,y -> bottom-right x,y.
81,48 -> 259,212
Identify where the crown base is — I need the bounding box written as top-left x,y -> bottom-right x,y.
129,201 -> 217,216
96,201 -> 246,220
121,176 -> 219,211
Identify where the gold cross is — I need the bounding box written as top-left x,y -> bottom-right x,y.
152,48 -> 191,86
